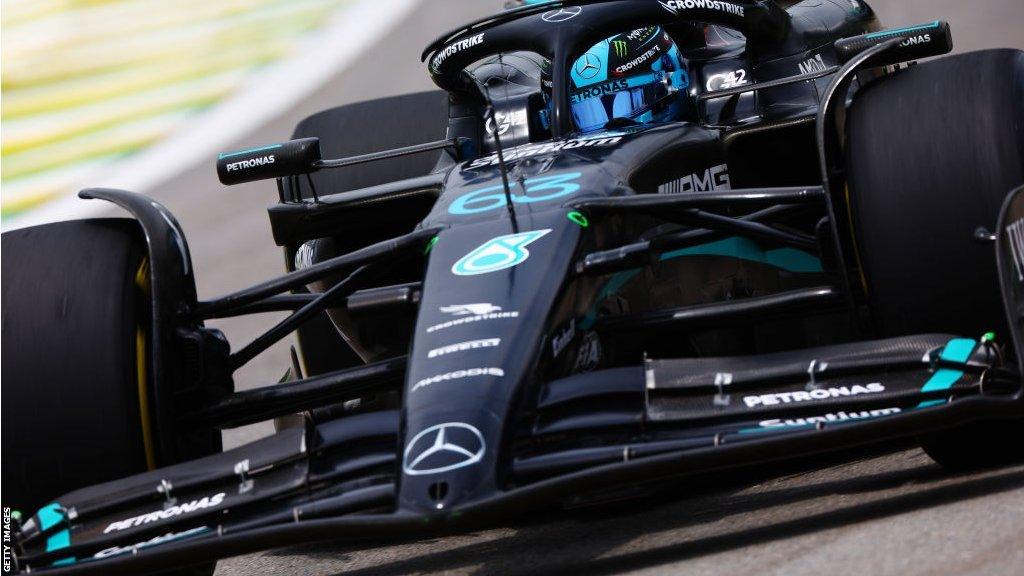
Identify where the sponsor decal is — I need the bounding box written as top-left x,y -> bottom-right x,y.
551,319 -> 576,358
412,367 -> 504,392
440,303 -> 503,316
1006,218 -> 1024,281
900,34 -> 931,47
449,172 -> 582,215
743,383 -> 886,408
426,310 -> 520,333
612,40 -> 629,57
293,241 -> 316,270
485,109 -> 528,136
452,229 -> 551,275
225,155 -> 275,172
705,69 -> 747,91
466,136 -> 623,168
403,422 -> 486,475
627,27 -> 659,43
658,164 -> 730,194
542,6 -> 582,23
94,527 -> 209,559
574,331 -> 603,371
798,53 -> 828,75
615,44 -> 662,75
659,0 -> 745,17
427,338 -> 501,359
103,493 -> 225,534
759,407 -> 902,428
431,33 -> 485,73
572,79 -> 630,103
575,53 -> 602,80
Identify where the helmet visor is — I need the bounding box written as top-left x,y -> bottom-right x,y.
570,73 -> 669,133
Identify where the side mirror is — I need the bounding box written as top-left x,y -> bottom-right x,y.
217,137 -> 322,186
835,21 -> 952,66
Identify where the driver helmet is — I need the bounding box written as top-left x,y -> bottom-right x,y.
509,1 -> 690,133
569,27 -> 690,133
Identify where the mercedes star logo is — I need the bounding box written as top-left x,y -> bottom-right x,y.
403,422 -> 486,476
575,53 -> 602,80
542,6 -> 582,23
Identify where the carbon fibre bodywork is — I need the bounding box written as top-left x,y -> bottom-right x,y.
9,1 -> 1024,574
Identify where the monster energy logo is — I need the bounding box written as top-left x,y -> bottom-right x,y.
612,40 -> 628,57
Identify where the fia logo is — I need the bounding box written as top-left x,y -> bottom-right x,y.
452,229 -> 551,276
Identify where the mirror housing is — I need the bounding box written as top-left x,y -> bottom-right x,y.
217,138 -> 322,186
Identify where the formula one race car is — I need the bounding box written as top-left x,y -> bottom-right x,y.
3,1 -> 1024,573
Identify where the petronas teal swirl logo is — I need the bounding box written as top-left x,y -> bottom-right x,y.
452,230 -> 552,276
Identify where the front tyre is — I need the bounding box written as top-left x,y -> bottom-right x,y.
846,49 -> 1024,469
2,219 -> 217,576
919,420 -> 1024,470
2,219 -> 153,512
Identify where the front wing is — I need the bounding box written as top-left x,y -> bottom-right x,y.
13,337 -> 1024,575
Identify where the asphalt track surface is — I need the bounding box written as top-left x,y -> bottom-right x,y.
75,1 -> 1024,574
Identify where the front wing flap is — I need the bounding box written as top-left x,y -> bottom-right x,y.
15,330 -> 1023,574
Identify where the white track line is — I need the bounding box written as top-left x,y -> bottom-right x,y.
4,0 -> 419,231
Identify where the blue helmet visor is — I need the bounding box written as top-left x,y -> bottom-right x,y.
570,74 -> 670,133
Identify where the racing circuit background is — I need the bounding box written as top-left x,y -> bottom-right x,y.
3,1 -> 1024,574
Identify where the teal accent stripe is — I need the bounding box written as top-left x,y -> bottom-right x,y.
218,144 -> 282,160
919,369 -> 963,394
37,503 -> 63,531
865,21 -> 940,39
578,237 -> 823,329
46,529 -> 70,552
940,338 -> 977,363
36,503 -> 72,556
918,338 -> 976,407
659,237 -> 823,273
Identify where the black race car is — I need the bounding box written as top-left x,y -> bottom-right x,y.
4,1 -> 1024,574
